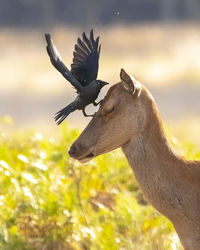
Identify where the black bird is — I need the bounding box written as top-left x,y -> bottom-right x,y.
45,30 -> 109,125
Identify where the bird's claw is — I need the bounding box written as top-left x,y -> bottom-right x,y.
93,100 -> 103,106
82,109 -> 96,117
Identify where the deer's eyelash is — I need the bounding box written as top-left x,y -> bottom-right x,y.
99,99 -> 104,107
104,107 -> 114,116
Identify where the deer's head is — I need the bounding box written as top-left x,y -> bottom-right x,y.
69,69 -> 150,163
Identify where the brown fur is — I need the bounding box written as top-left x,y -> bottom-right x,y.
69,70 -> 200,250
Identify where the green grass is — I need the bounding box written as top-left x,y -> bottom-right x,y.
1,118 -> 196,249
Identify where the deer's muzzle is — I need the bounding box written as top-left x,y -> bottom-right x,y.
68,143 -> 95,163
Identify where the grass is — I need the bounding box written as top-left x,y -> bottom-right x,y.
1,117 -> 198,249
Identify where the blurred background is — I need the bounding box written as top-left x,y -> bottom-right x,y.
1,0 -> 200,143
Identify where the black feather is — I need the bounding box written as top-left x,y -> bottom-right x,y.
73,51 -> 85,61
82,32 -> 93,52
77,38 -> 90,54
74,44 -> 87,58
71,30 -> 100,86
90,29 -> 96,48
45,34 -> 83,92
95,37 -> 100,50
54,102 -> 76,125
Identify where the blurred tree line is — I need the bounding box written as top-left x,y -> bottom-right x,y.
0,0 -> 200,28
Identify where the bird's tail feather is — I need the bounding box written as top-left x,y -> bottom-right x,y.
54,102 -> 76,125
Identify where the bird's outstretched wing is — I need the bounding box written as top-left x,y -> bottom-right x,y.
45,34 -> 83,92
71,29 -> 101,86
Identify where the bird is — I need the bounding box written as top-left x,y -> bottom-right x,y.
45,29 -> 109,125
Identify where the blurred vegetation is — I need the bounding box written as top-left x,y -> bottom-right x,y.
3,117 -> 200,249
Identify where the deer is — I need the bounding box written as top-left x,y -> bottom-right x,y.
68,68 -> 200,250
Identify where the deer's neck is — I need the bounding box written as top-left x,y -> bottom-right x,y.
122,102 -> 200,223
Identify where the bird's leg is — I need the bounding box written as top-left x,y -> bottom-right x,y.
93,100 -> 103,106
82,108 -> 95,117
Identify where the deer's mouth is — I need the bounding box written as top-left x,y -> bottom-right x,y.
77,151 -> 95,163
69,145 -> 96,163
69,143 -> 96,163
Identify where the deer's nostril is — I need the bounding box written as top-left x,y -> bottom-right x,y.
68,145 -> 76,157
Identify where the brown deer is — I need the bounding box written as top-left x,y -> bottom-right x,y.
69,68 -> 200,250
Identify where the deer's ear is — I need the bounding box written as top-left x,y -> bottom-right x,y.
120,68 -> 141,96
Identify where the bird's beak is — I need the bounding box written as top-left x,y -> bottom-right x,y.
101,81 -> 109,86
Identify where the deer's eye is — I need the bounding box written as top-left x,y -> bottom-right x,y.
102,107 -> 114,116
